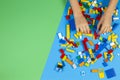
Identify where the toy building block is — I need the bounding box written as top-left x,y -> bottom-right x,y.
95,44 -> 99,50
102,61 -> 108,67
104,52 -> 108,59
59,39 -> 66,44
108,49 -> 113,54
88,49 -> 95,59
105,68 -> 116,79
65,15 -> 70,20
69,19 -> 76,31
88,40 -> 94,46
91,69 -> 99,73
84,62 -> 90,67
82,40 -> 88,51
79,62 -> 85,67
66,48 -> 75,53
66,24 -> 70,39
55,62 -> 64,72
94,31 -> 100,39
58,32 -> 64,40
96,54 -> 102,59
110,53 -> 114,61
98,71 -> 105,79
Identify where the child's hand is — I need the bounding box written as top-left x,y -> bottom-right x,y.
75,15 -> 90,34
97,13 -> 112,34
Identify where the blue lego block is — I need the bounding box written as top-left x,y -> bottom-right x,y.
102,38 -> 107,43
112,23 -> 119,31
102,62 -> 108,67
105,68 -> 116,79
69,19 -> 76,31
59,39 -> 66,44
78,58 -> 84,64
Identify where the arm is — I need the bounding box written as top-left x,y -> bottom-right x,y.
69,0 -> 90,33
98,0 -> 118,34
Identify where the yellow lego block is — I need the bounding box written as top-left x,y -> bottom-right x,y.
108,35 -> 111,41
58,62 -> 63,66
88,49 -> 93,54
98,71 -> 105,79
88,2 -> 92,6
83,55 -> 86,59
60,43 -> 69,47
92,19 -> 95,25
62,55 -> 67,61
104,52 -> 108,59
66,24 -> 70,39
81,0 -> 89,3
77,32 -> 82,36
84,34 -> 93,37
110,53 -> 114,61
66,48 -> 75,53
74,34 -> 79,39
84,62 -> 90,67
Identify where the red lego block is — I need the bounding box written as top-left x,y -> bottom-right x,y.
84,37 -> 89,42
94,32 -> 100,39
82,40 -> 88,51
79,2 -> 82,6
95,44 -> 99,50
59,49 -> 65,54
108,49 -> 113,54
96,54 -> 102,59
69,8 -> 73,15
60,54 -> 65,59
96,15 -> 101,20
66,15 -> 70,20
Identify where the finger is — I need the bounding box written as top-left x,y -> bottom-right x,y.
87,26 -> 90,33
84,26 -> 87,34
97,21 -> 102,31
76,28 -> 79,32
82,27 -> 86,33
80,27 -> 84,33
98,26 -> 104,34
103,27 -> 107,33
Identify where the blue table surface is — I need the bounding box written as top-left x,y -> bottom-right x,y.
41,0 -> 120,80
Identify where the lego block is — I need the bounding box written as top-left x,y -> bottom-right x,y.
88,40 -> 94,46
102,62 -> 108,67
98,71 -> 105,79
96,54 -> 102,59
59,39 -> 66,44
105,68 -> 116,79
66,24 -> 70,39
91,69 -> 99,73
69,19 -> 76,31
84,62 -> 90,67
79,62 -> 85,67
66,48 -> 75,53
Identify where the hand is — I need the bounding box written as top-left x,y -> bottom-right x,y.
97,13 -> 112,34
75,15 -> 90,34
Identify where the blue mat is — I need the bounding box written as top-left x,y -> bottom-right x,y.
41,0 -> 120,80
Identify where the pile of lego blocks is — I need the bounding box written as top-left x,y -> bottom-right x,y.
55,0 -> 120,79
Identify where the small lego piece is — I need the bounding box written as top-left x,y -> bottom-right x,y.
91,69 -> 99,73
66,48 -> 75,53
66,24 -> 70,39
88,40 -> 94,46
105,68 -> 116,79
98,71 -> 105,79
102,61 -> 108,67
96,54 -> 102,59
